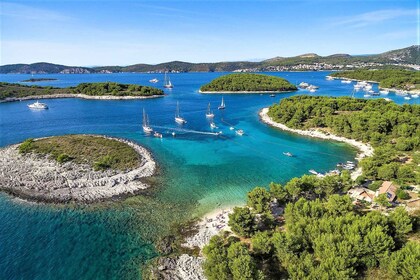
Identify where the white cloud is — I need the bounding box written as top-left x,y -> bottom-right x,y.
0,2 -> 72,21
332,9 -> 417,28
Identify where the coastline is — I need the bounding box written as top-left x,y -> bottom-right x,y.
259,107 -> 374,179
0,93 -> 164,103
0,135 -> 156,204
327,76 -> 420,94
198,89 -> 296,94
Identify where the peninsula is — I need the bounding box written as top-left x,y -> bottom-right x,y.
0,135 -> 156,203
21,78 -> 58,82
199,73 -> 297,93
329,69 -> 420,92
0,81 -> 164,102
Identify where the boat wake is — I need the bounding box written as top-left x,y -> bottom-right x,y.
151,125 -> 220,136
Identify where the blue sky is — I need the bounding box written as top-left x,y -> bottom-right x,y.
1,0 -> 418,66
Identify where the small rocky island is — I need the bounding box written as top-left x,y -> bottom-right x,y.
21,78 -> 58,82
0,135 -> 156,203
199,73 -> 297,93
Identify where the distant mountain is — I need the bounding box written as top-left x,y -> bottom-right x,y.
1,46 -> 418,74
0,62 -> 92,74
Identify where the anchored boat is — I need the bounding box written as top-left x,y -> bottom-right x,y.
28,100 -> 48,110
175,101 -> 187,124
142,108 -> 153,134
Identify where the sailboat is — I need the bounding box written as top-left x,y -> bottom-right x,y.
218,97 -> 225,110
163,72 -> 173,88
206,103 -> 214,118
175,102 -> 187,124
142,108 -> 153,133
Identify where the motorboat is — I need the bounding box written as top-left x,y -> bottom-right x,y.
235,129 -> 244,136
283,152 -> 293,157
210,122 -> 218,129
149,78 -> 159,83
28,100 -> 48,109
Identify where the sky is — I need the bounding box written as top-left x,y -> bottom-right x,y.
0,0 -> 419,66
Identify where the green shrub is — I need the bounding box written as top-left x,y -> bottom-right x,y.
19,138 -> 34,154
56,153 -> 72,163
94,155 -> 116,170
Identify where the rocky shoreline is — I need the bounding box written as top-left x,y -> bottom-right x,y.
149,208 -> 233,280
0,136 -> 156,203
198,90 -> 294,94
0,93 -> 164,103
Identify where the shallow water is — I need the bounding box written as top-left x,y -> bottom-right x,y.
0,72 -> 417,279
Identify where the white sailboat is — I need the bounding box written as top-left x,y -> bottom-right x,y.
28,100 -> 48,109
175,101 -> 187,124
206,103 -> 214,118
218,97 -> 225,110
163,72 -> 173,88
142,108 -> 153,134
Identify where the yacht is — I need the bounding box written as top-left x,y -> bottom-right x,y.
404,96 -> 411,100
218,97 -> 226,110
283,152 -> 293,157
142,108 -> 153,134
379,90 -> 389,94
149,78 -> 159,83
363,94 -> 371,98
270,94 -> 276,97
229,127 -> 235,130
326,76 -> 334,81
341,80 -> 352,84
210,122 -> 217,129
205,103 -> 214,118
28,100 -> 48,109
235,129 -> 244,136
163,72 -> 173,88
411,94 -> 418,98
175,102 -> 187,124
364,84 -> 373,90
309,169 -> 318,175
298,82 -> 309,89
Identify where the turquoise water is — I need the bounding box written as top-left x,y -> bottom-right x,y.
0,72 -> 417,279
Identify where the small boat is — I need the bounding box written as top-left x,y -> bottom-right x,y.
309,169 -> 318,175
404,96 -> 411,100
229,127 -> 235,130
142,108 -> 153,134
149,78 -> 159,83
309,88 -> 316,93
218,97 -> 226,110
236,129 -> 244,136
326,76 -> 334,81
270,94 -> 275,97
383,98 -> 392,102
341,80 -> 352,84
153,132 -> 162,138
28,100 -> 48,109
364,84 -> 373,90
205,103 -> 214,118
299,82 -> 309,89
379,90 -> 389,94
210,122 -> 218,129
163,72 -> 173,88
172,132 -> 176,137
368,89 -> 375,94
411,94 -> 419,98
283,152 -> 293,157
363,94 -> 371,98
175,101 -> 187,124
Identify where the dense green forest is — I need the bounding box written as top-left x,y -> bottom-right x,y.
200,73 -> 297,92
330,69 -> 420,90
0,82 -> 163,100
268,96 -> 419,185
203,177 -> 419,279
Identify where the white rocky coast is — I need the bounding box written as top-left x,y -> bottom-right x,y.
0,136 -> 156,203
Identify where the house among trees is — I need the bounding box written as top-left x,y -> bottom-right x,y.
376,181 -> 397,202
348,187 -> 375,203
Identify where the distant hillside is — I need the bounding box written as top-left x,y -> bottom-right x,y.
0,62 -> 92,74
1,45 -> 418,74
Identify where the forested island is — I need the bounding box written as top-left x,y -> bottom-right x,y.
21,78 -> 58,82
0,135 -> 156,203
199,73 -> 297,93
0,81 -> 164,101
330,69 -> 420,92
267,96 -> 419,186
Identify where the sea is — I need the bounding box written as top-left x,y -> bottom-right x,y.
0,72 -> 418,279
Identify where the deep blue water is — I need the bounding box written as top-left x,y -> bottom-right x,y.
0,72 -> 418,279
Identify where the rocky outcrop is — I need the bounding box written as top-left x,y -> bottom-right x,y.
0,136 -> 156,203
